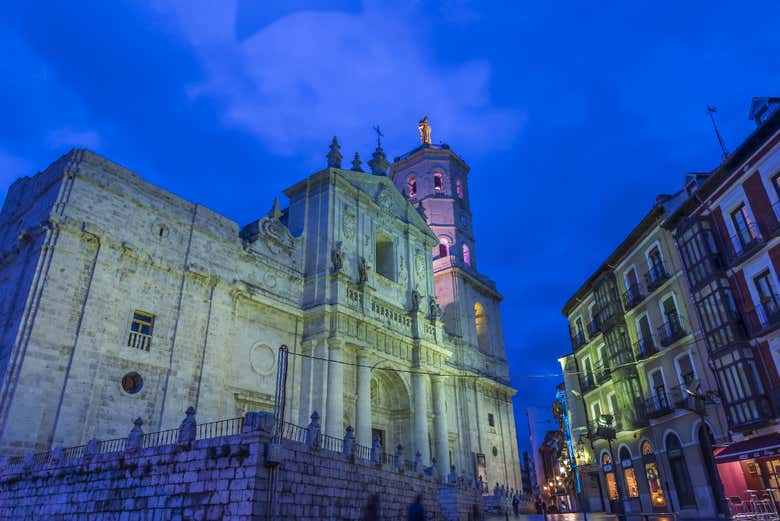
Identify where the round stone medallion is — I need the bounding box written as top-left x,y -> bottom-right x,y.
250,343 -> 275,375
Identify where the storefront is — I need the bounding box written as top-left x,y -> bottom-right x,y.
715,432 -> 780,509
640,441 -> 669,512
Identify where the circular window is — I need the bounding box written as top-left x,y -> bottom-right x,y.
492,446 -> 498,457
250,344 -> 276,375
122,372 -> 143,394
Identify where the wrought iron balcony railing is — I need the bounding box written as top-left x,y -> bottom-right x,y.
595,364 -> 612,384
644,262 -> 671,291
571,331 -> 587,349
633,337 -> 657,360
580,374 -> 597,394
657,313 -> 686,346
587,317 -> 602,337
622,283 -> 645,310
725,222 -> 763,265
645,392 -> 673,418
743,294 -> 780,337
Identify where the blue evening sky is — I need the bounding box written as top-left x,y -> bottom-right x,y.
1,1 -> 778,455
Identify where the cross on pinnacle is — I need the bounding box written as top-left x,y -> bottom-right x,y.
373,125 -> 383,148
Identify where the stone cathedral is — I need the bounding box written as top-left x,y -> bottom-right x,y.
0,120 -> 522,491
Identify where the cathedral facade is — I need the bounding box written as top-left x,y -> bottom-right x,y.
0,130 -> 521,491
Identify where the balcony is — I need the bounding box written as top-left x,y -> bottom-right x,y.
622,284 -> 645,310
743,295 -> 780,337
587,317 -> 602,337
595,364 -> 612,384
609,348 -> 636,369
571,331 -> 587,349
644,262 -> 671,292
657,313 -> 686,346
725,222 -> 763,265
633,337 -> 657,360
596,302 -> 623,332
581,374 -> 597,394
645,392 -> 673,418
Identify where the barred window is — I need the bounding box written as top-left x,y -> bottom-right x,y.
128,310 -> 154,351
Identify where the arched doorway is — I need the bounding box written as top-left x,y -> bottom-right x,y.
619,446 -> 641,510
602,452 -> 619,513
698,424 -> 728,515
640,441 -> 667,512
666,433 -> 697,510
370,370 -> 412,455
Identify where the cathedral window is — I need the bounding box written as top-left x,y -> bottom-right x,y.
121,372 -> 143,394
434,173 -> 443,193
456,179 -> 463,199
128,310 -> 154,351
463,244 -> 471,266
488,413 -> 495,427
407,176 -> 417,197
375,234 -> 395,281
475,302 -> 490,353
438,238 -> 449,259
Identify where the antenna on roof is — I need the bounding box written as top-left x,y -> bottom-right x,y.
707,105 -> 729,160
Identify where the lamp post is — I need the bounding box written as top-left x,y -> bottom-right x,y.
596,413 -> 624,515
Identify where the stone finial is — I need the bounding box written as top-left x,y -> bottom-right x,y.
367,145 -> 390,176
85,438 -> 100,458
269,198 -> 282,219
327,136 -> 343,168
351,152 -> 363,172
177,407 -> 197,445
342,425 -> 354,456
305,411 -> 321,448
394,444 -> 404,470
127,417 -> 145,452
414,450 -> 423,473
370,433 -> 382,465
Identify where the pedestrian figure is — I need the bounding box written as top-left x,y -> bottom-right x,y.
407,494 -> 425,521
361,494 -> 379,521
512,495 -> 519,517
534,496 -> 543,514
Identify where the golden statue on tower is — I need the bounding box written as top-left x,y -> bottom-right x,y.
418,116 -> 432,145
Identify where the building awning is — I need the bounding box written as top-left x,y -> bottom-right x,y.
715,433 -> 780,464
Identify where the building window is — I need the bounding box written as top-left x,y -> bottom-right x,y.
641,441 -> 667,508
121,372 -> 143,394
438,238 -> 449,258
456,179 -> 463,199
591,401 -> 601,421
666,433 -> 697,508
434,173 -> 443,193
463,244 -> 471,266
128,310 -> 154,351
731,203 -> 757,247
772,173 -> 780,200
488,413 -> 495,427
407,176 -> 417,197
475,302 -> 489,353
375,234 -> 395,281
754,270 -> 779,319
602,452 -> 618,500
620,447 -> 639,498
676,352 -> 696,388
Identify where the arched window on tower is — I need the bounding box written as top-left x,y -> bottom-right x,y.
434,173 -> 444,193
463,244 -> 471,266
407,176 -> 417,198
475,302 -> 489,353
456,179 -> 463,199
438,238 -> 449,258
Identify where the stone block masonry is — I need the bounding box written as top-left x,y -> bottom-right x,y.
0,411 -> 483,520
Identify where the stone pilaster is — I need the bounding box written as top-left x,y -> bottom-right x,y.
412,370 -> 430,463
324,338 -> 344,438
356,351 -> 372,447
432,375 -> 450,477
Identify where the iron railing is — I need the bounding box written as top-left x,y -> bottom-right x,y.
196,417 -> 244,440
726,222 -> 762,264
622,284 -> 645,310
657,313 -> 686,346
744,295 -> 780,337
98,437 -> 128,454
141,428 -> 178,449
633,337 -> 657,360
588,317 -> 602,337
571,331 -> 587,349
644,262 -> 670,291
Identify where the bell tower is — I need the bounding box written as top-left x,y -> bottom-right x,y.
389,119 -> 506,375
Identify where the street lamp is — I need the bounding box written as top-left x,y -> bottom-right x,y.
595,413 -> 625,515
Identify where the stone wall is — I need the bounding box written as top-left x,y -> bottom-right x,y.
0,412 -> 483,520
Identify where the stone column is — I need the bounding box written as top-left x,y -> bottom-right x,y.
432,375 -> 450,477
413,370 -> 430,463
356,352 -> 372,447
325,338 -> 344,438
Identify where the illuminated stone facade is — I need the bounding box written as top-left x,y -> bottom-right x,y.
0,139 -> 521,492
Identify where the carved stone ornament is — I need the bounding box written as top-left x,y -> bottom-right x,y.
257,215 -> 295,255
332,242 -> 343,272
415,252 -> 426,281
358,256 -> 368,284
342,208 -> 356,240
